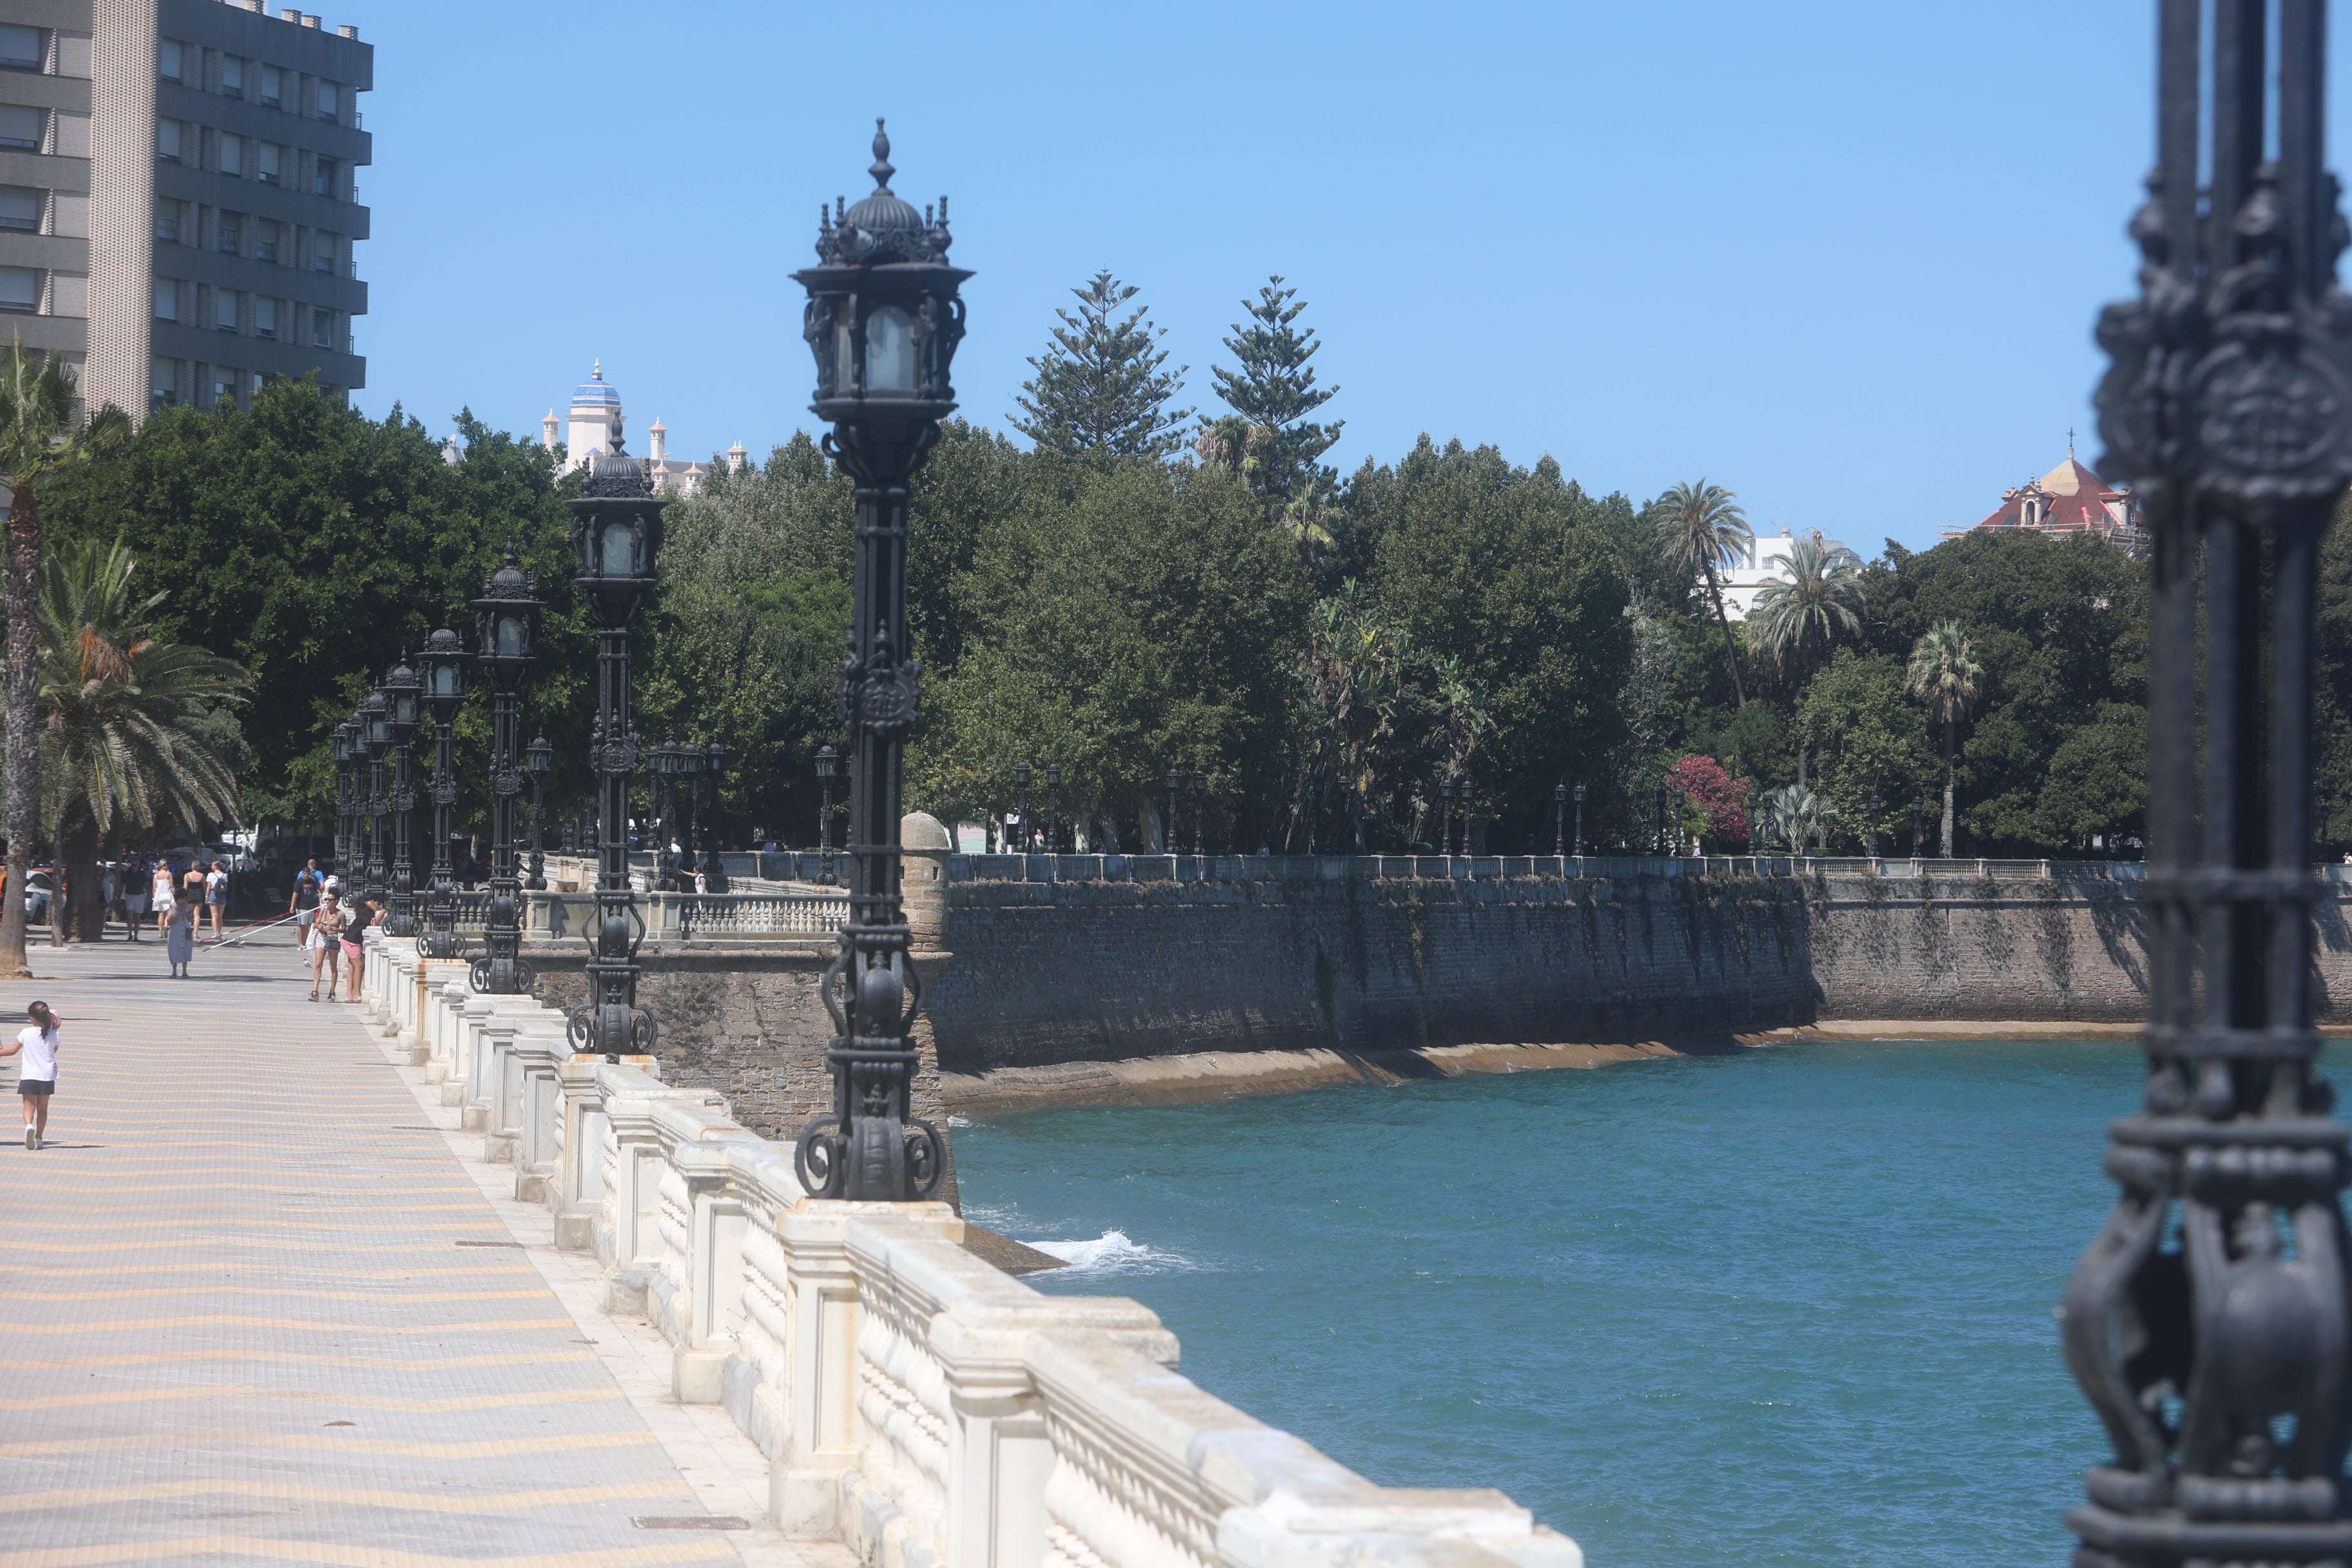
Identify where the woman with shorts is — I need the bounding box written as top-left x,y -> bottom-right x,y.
308,892 -> 346,1001
122,861 -> 148,941
149,861 -> 175,940
340,894 -> 376,1001
3,1001 -> 61,1149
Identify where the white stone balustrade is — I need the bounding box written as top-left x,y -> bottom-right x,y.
362,929 -> 1581,1568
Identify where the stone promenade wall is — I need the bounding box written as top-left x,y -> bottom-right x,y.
504,865 -> 2352,1121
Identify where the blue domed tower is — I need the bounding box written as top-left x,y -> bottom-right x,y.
564,359 -> 625,473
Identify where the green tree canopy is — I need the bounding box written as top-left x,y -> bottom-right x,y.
1010,271 -> 1193,460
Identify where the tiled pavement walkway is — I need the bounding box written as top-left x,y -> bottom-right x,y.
0,925 -> 844,1568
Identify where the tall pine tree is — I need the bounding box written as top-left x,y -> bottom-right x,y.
1012,271 -> 1192,459
1204,275 -> 1342,515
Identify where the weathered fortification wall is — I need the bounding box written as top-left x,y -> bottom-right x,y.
516,868 -> 2352,1117
922,872 -> 1818,1071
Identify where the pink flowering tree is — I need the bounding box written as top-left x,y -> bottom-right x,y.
1665,754 -> 1750,848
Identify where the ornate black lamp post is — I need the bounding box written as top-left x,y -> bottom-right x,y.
1013,760 -> 1030,854
1573,783 -> 1586,858
701,743 -> 729,892
1165,767 -> 1180,854
647,742 -> 679,890
1652,785 -> 1668,858
1867,789 -> 1883,859
815,745 -> 839,885
416,629 -> 470,959
1912,792 -> 1925,859
1461,777 -> 1478,856
567,450 -> 667,1058
789,118 -> 961,1201
1193,769 -> 1208,856
524,737 -> 551,892
1438,778 -> 1455,857
360,694 -> 389,904
2063,10 -> 2352,1565
1552,783 -> 1566,858
471,553 -> 540,992
380,659 -> 421,937
675,742 -> 703,881
330,718 -> 354,872
1044,762 -> 1061,856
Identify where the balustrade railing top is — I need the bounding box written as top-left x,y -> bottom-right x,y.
945,852 -> 2175,885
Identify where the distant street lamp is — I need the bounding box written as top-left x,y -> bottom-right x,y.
1438,778 -> 1456,858
676,741 -> 704,881
360,694 -> 389,905
331,718 -> 355,874
416,628 -> 470,959
1553,783 -> 1566,858
1461,776 -> 1478,856
1044,761 -> 1061,856
701,743 -> 729,892
790,118 -> 963,1200
1165,767 -> 1181,855
649,741 -> 681,890
380,658 -> 421,937
1013,760 -> 1030,854
1912,793 -> 1925,859
524,736 -> 551,892
1193,769 -> 1208,856
567,445 -> 668,1058
471,549 -> 540,992
2061,14 -> 2352,1563
1573,783 -> 1586,858
815,745 -> 839,886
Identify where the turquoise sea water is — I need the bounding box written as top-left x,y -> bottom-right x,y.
949,1040 -> 2171,1568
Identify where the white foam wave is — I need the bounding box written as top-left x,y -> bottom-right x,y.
1022,1229 -> 1189,1275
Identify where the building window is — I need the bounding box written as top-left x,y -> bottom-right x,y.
313,308 -> 336,348
215,289 -> 239,332
317,81 -> 339,122
220,55 -> 242,99
219,133 -> 243,178
156,119 -> 181,162
156,37 -> 181,81
217,213 -> 240,255
256,142 -> 280,185
152,278 -> 177,320
149,357 -> 178,410
313,233 -> 337,274
313,157 -> 338,198
254,219 -> 277,262
0,266 -> 39,313
0,104 -> 42,151
211,377 -> 237,409
154,199 -> 181,244
259,64 -> 281,107
255,297 -> 276,340
0,186 -> 39,233
0,25 -> 44,73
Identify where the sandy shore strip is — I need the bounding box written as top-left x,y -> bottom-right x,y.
936,1019 -> 2352,1114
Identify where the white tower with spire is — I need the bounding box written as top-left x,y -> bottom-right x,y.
564,360 -> 623,473
541,409 -> 560,455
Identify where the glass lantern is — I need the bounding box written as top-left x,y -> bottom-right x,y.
525,736 -> 552,778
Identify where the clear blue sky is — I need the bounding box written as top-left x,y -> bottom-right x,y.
331,0 -> 2349,555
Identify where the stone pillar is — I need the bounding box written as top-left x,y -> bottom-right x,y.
903,810 -> 952,950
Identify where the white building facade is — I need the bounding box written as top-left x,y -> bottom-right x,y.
1709,528 -> 1856,622
540,360 -> 745,495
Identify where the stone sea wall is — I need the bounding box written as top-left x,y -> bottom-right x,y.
513,866 -> 2352,1120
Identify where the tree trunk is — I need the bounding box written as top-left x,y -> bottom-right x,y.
0,482 -> 36,977
61,818 -> 99,943
1940,720 -> 1957,859
1704,562 -> 1747,707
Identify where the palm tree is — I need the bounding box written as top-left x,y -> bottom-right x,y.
36,538 -> 248,940
1905,620 -> 1983,858
0,340 -> 128,974
1757,784 -> 1836,855
1648,480 -> 1754,706
1747,531 -> 1865,797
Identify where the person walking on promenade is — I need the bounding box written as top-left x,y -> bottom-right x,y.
342,893 -> 378,1002
289,857 -> 323,956
204,859 -> 228,941
149,859 -> 174,941
3,1001 -> 61,1149
122,856 -> 147,940
308,891 -> 346,1001
164,887 -> 197,977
